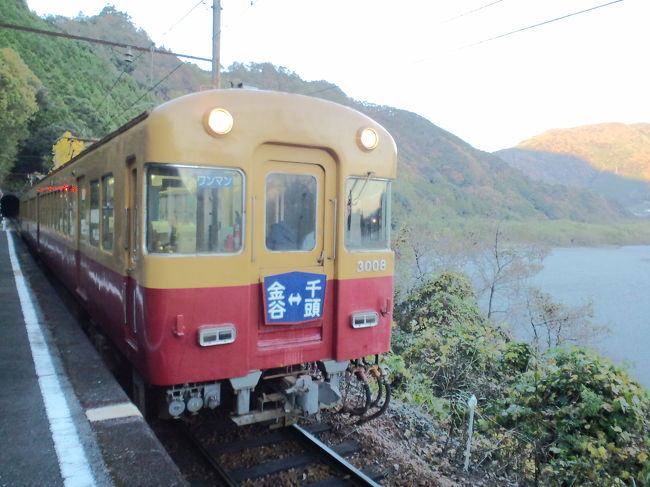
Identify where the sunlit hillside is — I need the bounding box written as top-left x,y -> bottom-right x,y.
516,123 -> 650,181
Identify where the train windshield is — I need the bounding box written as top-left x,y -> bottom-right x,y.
146,165 -> 244,254
265,173 -> 317,251
344,178 -> 391,251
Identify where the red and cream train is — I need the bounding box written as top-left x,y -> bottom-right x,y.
20,89 -> 396,424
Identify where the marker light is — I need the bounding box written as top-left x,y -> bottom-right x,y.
358,127 -> 379,151
198,325 -> 236,346
206,108 -> 234,135
351,312 -> 379,328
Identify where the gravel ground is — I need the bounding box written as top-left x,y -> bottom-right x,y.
154,398 -> 519,486
318,403 -> 460,487
318,399 -> 524,487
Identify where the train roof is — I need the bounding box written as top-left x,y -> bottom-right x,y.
28,89 -> 397,187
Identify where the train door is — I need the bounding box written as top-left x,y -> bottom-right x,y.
252,146 -> 337,355
124,161 -> 138,351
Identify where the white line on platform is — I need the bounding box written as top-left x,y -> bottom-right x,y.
86,402 -> 142,422
7,231 -> 97,487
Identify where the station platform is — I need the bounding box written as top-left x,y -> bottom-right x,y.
0,225 -> 187,487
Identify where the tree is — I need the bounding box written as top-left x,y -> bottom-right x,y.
524,288 -> 607,351
0,48 -> 41,182
392,222 -> 470,300
468,223 -> 548,320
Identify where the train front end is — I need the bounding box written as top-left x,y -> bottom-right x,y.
134,90 -> 397,423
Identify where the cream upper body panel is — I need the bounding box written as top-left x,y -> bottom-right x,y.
143,89 -> 397,180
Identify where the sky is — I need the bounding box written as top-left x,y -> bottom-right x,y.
24,0 -> 650,152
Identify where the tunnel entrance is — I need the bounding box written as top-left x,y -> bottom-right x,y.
0,194 -> 19,218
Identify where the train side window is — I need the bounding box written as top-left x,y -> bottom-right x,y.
146,164 -> 244,255
67,189 -> 75,239
58,192 -> 65,233
265,174 -> 317,251
79,181 -> 88,242
344,178 -> 391,251
89,179 -> 100,246
102,175 -> 114,251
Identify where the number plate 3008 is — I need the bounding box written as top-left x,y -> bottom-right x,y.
356,259 -> 387,273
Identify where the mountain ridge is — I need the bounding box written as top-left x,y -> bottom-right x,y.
515,122 -> 650,181
2,0 -> 649,244
497,123 -> 650,218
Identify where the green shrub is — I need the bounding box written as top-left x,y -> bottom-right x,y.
483,348 -> 650,486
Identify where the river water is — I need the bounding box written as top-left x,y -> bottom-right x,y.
530,245 -> 650,388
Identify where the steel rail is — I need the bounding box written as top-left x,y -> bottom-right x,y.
291,424 -> 382,487
182,423 -> 238,487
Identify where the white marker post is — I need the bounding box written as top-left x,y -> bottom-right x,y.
463,394 -> 478,472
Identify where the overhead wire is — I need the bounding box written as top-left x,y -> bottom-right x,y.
94,43 -> 150,120
460,0 -> 625,49
113,61 -> 185,126
444,0 -> 505,23
160,0 -> 206,39
0,22 -> 211,62
217,0 -> 269,81
299,0 -> 625,97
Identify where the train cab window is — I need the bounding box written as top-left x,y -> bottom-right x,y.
89,180 -> 100,246
265,174 -> 317,251
146,165 -> 244,254
102,175 -> 114,250
344,178 -> 391,251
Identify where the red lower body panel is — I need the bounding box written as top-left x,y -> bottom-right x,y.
138,274 -> 392,385
20,225 -> 393,387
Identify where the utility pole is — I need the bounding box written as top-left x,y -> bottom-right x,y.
212,0 -> 221,88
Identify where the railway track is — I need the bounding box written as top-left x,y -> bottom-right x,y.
182,421 -> 391,486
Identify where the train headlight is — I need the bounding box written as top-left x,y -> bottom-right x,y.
205,108 -> 234,135
357,127 -> 379,151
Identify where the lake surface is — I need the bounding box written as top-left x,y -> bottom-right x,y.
531,246 -> 650,388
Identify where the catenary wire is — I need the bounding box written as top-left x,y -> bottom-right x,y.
160,0 -> 206,38
112,62 -> 185,126
460,0 -> 624,49
97,0 -> 203,117
444,0 -> 505,23
0,22 -> 211,62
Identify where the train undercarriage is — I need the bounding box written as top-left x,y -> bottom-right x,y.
136,358 -> 392,426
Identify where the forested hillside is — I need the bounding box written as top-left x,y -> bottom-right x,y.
496,148 -> 650,217
2,0 -> 649,244
0,1 -> 157,182
515,123 -> 650,181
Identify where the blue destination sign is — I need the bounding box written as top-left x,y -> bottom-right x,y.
263,271 -> 327,325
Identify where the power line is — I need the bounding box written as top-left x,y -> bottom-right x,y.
461,0 -> 625,49
113,62 -> 185,126
102,0 -> 212,111
97,71 -> 127,115
161,0 -> 206,38
97,46 -> 153,115
445,0 -> 505,23
0,22 -> 211,62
